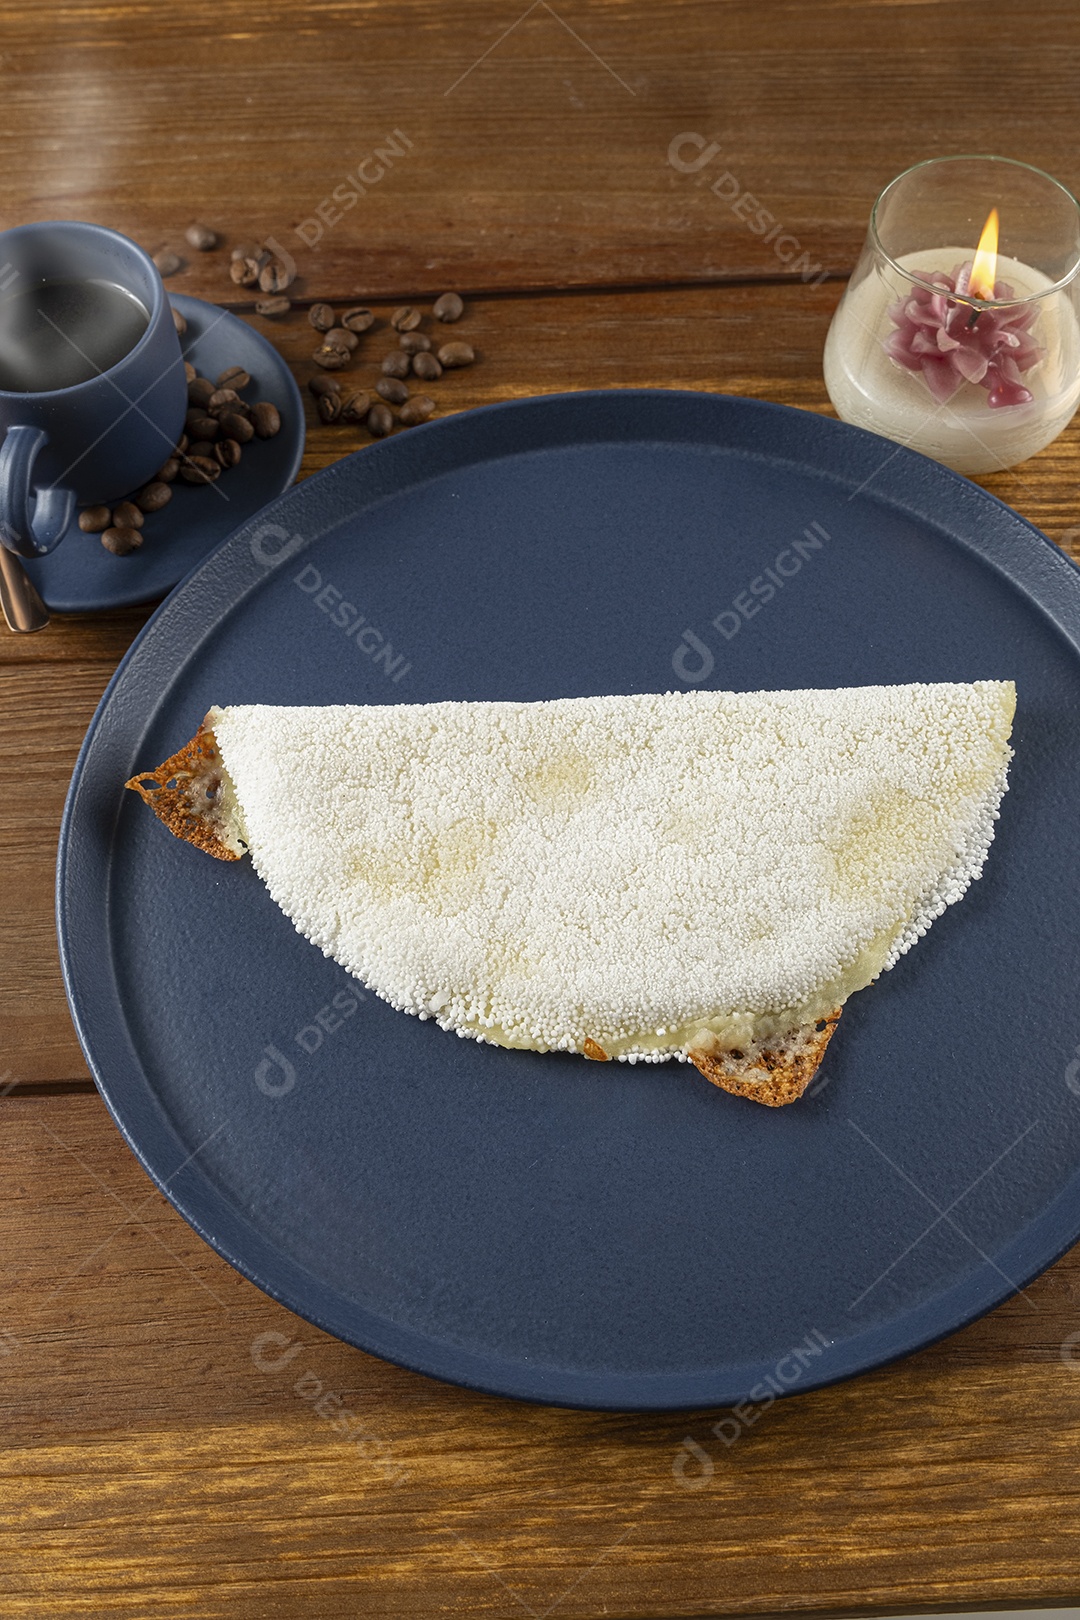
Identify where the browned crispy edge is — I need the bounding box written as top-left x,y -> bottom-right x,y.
125,723 -> 241,862
688,1009 -> 842,1107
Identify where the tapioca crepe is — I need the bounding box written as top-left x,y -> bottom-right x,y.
126,682 -> 1015,1106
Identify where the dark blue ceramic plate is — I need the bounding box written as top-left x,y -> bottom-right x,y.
25,295 -> 304,613
58,390 -> 1080,1410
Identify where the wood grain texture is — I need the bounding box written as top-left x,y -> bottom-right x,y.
3,279 -> 1079,674
4,279 -> 1080,1088
1,0 -> 1079,298
4,266 -> 1080,1610
6,1 -> 1080,1610
2,1092 -> 1080,1619
0,664 -> 115,1086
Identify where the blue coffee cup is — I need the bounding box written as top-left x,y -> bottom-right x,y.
0,221 -> 187,558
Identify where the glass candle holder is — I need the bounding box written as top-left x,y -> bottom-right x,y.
824,155 -> 1080,474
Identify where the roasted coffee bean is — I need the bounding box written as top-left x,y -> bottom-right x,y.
157,457 -> 180,483
379,350 -> 409,379
376,376 -> 409,406
312,344 -> 349,370
399,394 -> 436,426
172,306 -> 188,336
219,410 -> 254,443
175,433 -> 189,454
438,340 -> 476,368
433,291 -> 464,323
179,455 -> 220,484
325,327 -> 359,352
391,306 -> 422,332
188,414 -> 220,442
399,331 -> 431,354
340,306 -> 374,333
214,437 -> 243,469
153,249 -> 183,277
308,373 -> 341,398
316,390 -> 342,423
217,365 -> 251,391
366,402 -> 394,436
112,500 -> 145,530
136,480 -> 173,512
251,401 -> 281,438
208,387 -> 242,417
412,351 -> 442,381
258,259 -> 294,294
309,303 -> 336,332
185,222 -> 218,251
339,389 -> 372,422
183,361 -> 197,385
230,256 -> 260,287
101,525 -> 143,555
78,505 -> 112,533
188,377 -> 216,408
255,296 -> 291,317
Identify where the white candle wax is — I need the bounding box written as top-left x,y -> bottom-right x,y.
824,248 -> 1080,474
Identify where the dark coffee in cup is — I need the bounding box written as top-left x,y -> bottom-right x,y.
0,278 -> 150,393
0,221 -> 186,558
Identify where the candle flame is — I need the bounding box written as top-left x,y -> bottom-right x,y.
968,207 -> 999,301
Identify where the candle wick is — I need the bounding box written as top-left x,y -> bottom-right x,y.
966,305 -> 982,329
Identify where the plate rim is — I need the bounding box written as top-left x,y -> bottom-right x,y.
56,387 -> 1080,1410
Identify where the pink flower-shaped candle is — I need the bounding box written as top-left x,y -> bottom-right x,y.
884,261 -> 1045,408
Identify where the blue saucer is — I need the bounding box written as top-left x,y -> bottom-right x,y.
22,295 -> 304,613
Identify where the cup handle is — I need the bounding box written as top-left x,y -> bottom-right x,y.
0,425 -> 77,558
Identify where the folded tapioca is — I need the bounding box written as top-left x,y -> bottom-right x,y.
126,682 -> 1015,1105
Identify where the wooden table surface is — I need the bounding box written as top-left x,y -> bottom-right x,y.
5,2 -> 1080,1615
